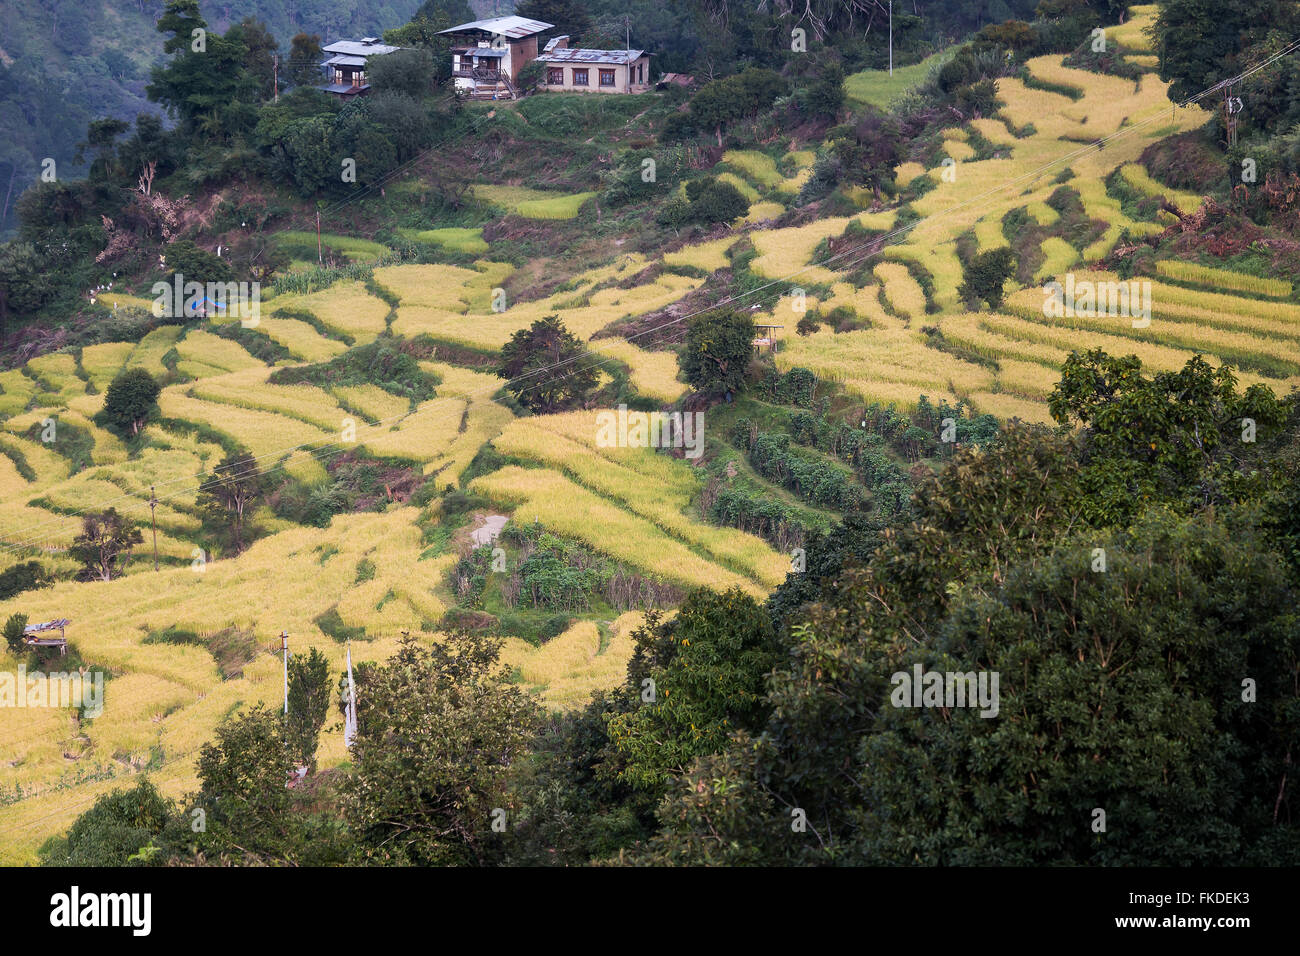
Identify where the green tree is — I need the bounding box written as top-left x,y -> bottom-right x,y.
601,590 -> 779,797
1049,349 -> 1287,525
162,239 -> 236,290
155,0 -> 207,56
689,67 -> 787,146
227,18 -> 279,101
287,33 -> 324,89
958,246 -> 1016,308
147,18 -> 263,141
834,109 -> 903,201
805,511 -> 1298,865
74,118 -> 130,183
798,59 -> 846,120
194,704 -> 298,863
0,561 -> 48,601
497,315 -> 599,413
368,48 -> 435,99
286,647 -> 331,770
0,241 -> 55,318
515,0 -> 594,43
70,509 -> 144,582
101,367 -> 160,437
1153,0 -> 1299,106
685,177 -> 750,224
39,780 -> 172,867
414,0 -> 475,24
346,632 -> 538,865
266,114 -> 337,196
197,452 -> 263,553
3,613 -> 28,655
679,308 -> 755,396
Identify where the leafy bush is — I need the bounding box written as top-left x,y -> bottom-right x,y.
958,247 -> 1016,308
4,613 -> 28,655
685,177 -> 750,224
269,339 -> 440,403
735,428 -> 865,511
0,561 -> 48,601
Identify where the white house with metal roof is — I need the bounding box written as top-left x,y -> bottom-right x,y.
320,37 -> 403,98
438,16 -> 554,99
535,36 -> 652,94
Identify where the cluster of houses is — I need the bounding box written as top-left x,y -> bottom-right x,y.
320,15 -> 665,101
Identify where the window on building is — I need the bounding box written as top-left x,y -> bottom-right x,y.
599,69 -> 616,86
548,67 -> 564,85
573,68 -> 589,86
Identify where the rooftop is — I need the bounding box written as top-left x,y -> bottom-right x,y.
439,16 -> 554,39
536,48 -> 648,65
321,38 -> 402,57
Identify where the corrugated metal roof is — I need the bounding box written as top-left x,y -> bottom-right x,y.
324,54 -> 367,67
321,82 -> 368,93
455,48 -> 507,58
439,16 -> 554,39
536,48 -> 647,65
322,39 -> 401,56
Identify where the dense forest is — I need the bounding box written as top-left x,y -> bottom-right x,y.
0,0 -> 436,235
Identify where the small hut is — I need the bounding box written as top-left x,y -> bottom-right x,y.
23,619 -> 70,656
753,324 -> 784,353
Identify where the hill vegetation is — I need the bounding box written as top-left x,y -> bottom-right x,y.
1,0 -> 1299,866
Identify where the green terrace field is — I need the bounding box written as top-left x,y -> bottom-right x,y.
845,50 -> 954,108
3,2 -> 1299,864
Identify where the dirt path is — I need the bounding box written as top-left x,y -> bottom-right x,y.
470,514 -> 509,547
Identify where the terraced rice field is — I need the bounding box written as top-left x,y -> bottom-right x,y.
3,2 -> 1297,863
740,4 -> 1300,421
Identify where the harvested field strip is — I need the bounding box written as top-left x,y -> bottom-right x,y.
1118,163 -> 1204,213
977,311 -> 1239,374
0,370 -> 36,418
331,385 -> 411,424
663,236 -> 735,272
874,262 -> 927,318
356,398 -> 466,462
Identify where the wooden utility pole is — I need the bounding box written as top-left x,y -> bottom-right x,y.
1224,84 -> 1242,148
149,484 -> 158,571
281,631 -> 289,714
315,210 -> 323,263
273,54 -> 279,102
